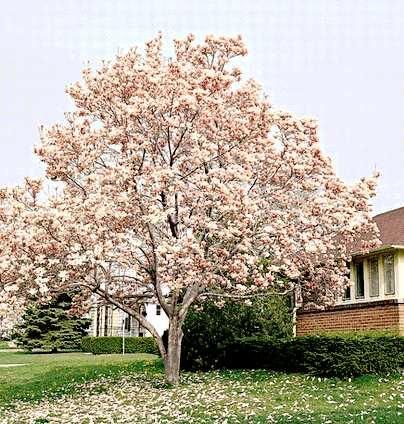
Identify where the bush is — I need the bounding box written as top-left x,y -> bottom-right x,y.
226,334 -> 404,377
181,295 -> 293,370
81,336 -> 159,355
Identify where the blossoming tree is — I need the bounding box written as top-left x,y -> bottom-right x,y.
0,35 -> 378,384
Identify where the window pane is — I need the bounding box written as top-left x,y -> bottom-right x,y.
384,254 -> 395,295
355,262 -> 364,298
156,304 -> 161,315
124,316 -> 131,331
369,258 -> 379,297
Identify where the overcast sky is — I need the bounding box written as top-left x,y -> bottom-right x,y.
0,0 -> 402,214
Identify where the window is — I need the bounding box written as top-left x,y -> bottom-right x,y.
156,304 -> 161,316
104,306 -> 112,336
343,285 -> 351,300
384,254 -> 395,295
343,266 -> 351,300
355,262 -> 364,298
96,307 -> 101,337
124,315 -> 131,331
369,258 -> 379,297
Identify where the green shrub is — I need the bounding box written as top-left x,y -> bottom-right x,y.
12,293 -> 90,352
81,336 -> 159,355
80,336 -> 93,353
181,295 -> 293,370
226,334 -> 404,377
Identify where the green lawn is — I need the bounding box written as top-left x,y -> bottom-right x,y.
0,340 -> 12,349
0,351 -> 402,423
0,350 -> 158,407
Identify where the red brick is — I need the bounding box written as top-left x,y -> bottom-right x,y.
296,301 -> 403,336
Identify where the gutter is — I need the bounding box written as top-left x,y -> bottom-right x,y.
352,244 -> 404,257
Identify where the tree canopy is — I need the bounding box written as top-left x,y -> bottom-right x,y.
0,34 -> 379,383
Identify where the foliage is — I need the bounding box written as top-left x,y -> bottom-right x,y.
0,351 -> 159,407
81,336 -> 159,355
226,334 -> 404,377
0,34 -> 379,384
0,340 -> 11,349
0,360 -> 401,423
180,295 -> 293,370
12,294 -> 90,352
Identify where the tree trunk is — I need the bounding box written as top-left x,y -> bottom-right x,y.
164,318 -> 183,385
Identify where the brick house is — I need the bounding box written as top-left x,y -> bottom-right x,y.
297,207 -> 404,336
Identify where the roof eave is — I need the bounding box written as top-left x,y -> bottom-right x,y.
352,244 -> 404,257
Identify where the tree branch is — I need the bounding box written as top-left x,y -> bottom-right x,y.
94,286 -> 167,358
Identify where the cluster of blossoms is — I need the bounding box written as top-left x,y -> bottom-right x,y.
0,34 -> 379,383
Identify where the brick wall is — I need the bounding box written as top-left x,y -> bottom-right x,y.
296,299 -> 404,336
399,303 -> 404,335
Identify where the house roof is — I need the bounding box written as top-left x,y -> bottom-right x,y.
349,206 -> 404,256
373,206 -> 404,246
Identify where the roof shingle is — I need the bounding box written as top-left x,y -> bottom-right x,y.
373,206 -> 404,246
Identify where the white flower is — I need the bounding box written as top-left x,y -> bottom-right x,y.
58,270 -> 69,282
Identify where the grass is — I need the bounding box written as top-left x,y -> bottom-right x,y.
0,350 -> 159,407
0,351 -> 402,423
0,340 -> 12,349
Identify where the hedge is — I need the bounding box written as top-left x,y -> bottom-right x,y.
180,296 -> 293,371
225,334 -> 404,377
81,336 -> 159,355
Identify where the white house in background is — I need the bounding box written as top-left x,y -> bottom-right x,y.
88,300 -> 169,338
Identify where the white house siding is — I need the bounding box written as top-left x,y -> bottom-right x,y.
397,249 -> 404,298
144,303 -> 169,336
88,302 -> 169,337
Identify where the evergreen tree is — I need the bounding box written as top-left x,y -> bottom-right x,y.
12,293 -> 90,352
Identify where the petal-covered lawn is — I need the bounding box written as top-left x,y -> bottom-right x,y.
0,351 -> 157,407
0,368 -> 402,423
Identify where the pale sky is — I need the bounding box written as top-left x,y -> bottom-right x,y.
0,0 -> 403,214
